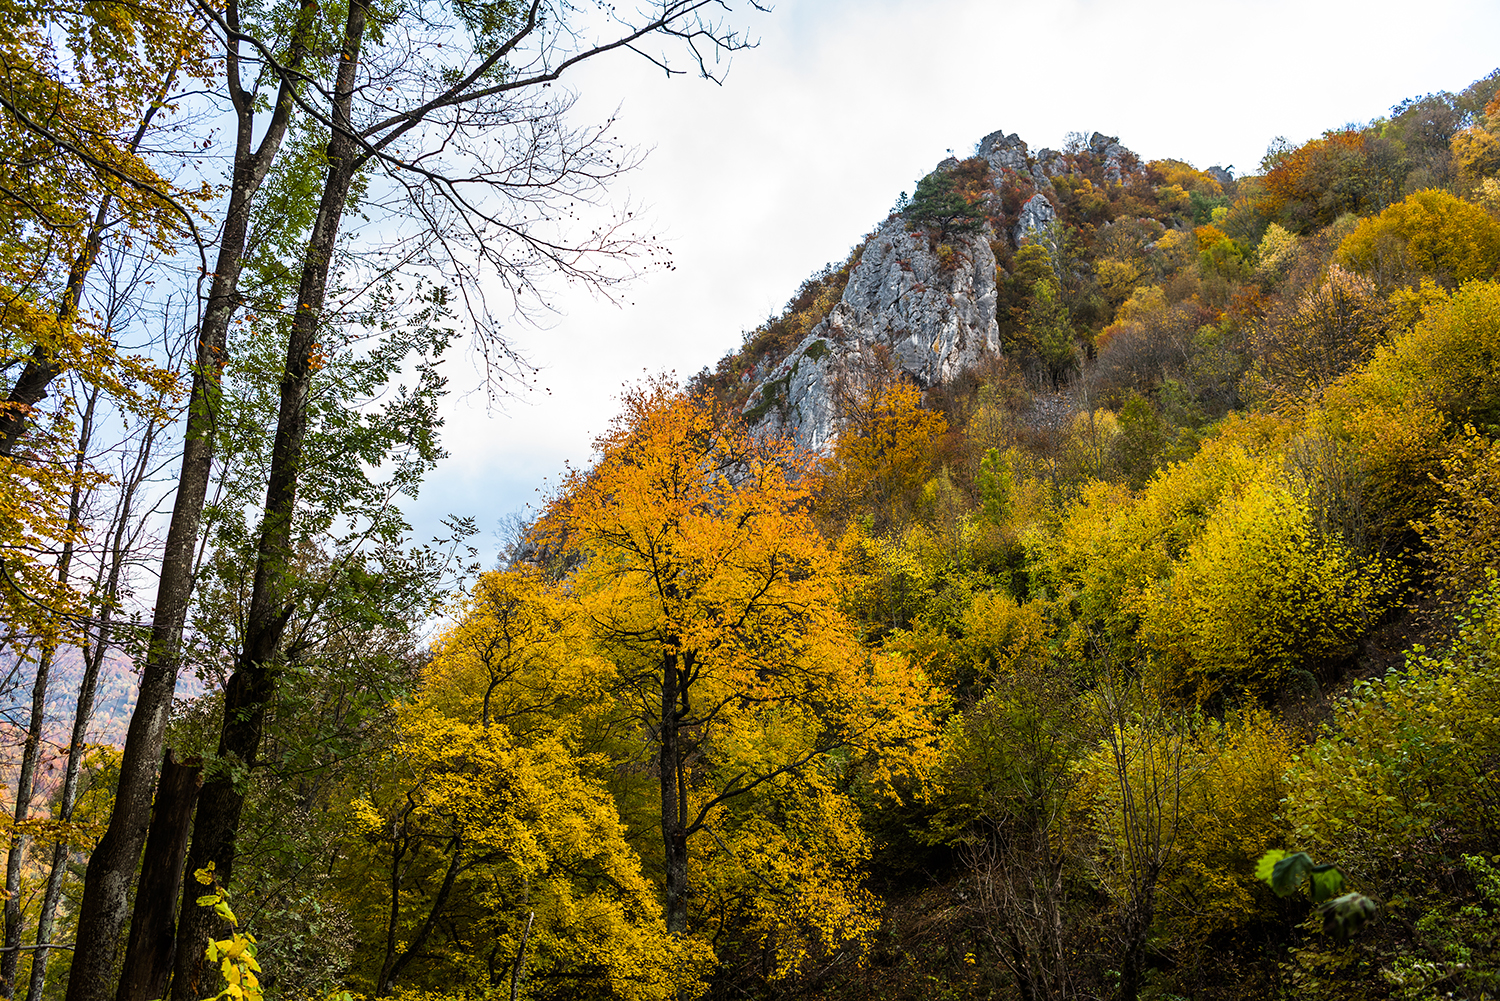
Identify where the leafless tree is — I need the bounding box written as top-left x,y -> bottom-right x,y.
1087,642 -> 1192,1001
957,665 -> 1089,1001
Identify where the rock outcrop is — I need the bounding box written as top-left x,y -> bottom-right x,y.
977,129 -> 1029,175
1204,165 -> 1234,187
744,211 -> 999,452
1012,192 -> 1057,245
741,127 -> 1141,451
1088,132 -> 1130,184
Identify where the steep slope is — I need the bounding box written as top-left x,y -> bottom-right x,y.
735,128 -> 1150,450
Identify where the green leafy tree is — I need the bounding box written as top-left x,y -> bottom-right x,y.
935,661 -> 1089,1001
1028,279 -> 1077,388
905,158 -> 990,233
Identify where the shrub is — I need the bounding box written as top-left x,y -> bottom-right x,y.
1336,188 -> 1500,287
1166,710 -> 1294,941
1136,474 -> 1396,700
1416,426 -> 1500,598
1336,278 -> 1500,428
1285,576 -> 1500,877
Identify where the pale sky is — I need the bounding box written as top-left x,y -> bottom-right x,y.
408,0 -> 1500,566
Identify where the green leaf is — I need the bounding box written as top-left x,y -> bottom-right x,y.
1320,892 -> 1379,941
1308,864 -> 1347,903
1270,851 -> 1316,897
1256,849 -> 1289,884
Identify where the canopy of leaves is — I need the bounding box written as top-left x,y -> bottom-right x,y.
904,158 -> 992,233
1336,188 -> 1500,286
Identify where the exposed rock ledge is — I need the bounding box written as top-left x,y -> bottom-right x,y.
744,210 -> 998,452
743,128 -> 1144,452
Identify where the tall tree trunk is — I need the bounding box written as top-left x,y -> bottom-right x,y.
660,650 -> 689,935
0,645 -> 51,997
63,5 -> 311,995
171,4 -> 367,995
31,360 -> 168,1001
26,631 -> 105,1001
1,390 -> 95,996
115,751 -> 201,1001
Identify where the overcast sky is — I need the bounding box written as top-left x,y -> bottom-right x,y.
408,0 -> 1500,566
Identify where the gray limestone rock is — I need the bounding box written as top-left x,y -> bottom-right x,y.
978,130 -> 1029,175
1031,148 -> 1067,188
740,126 -> 1144,452
744,214 -> 1000,452
1089,132 -> 1129,184
1012,191 -> 1057,245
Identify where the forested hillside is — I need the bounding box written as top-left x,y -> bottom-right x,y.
3,0 -> 1500,997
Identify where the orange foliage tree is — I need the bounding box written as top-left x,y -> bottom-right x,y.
544,379 -> 881,954
819,381 -> 949,531
1261,131 -> 1403,233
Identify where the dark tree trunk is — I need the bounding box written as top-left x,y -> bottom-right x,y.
376,836 -> 464,996
28,620 -> 106,1001
63,5 -> 312,997
171,3 -> 367,995
0,213 -> 103,457
660,650 -> 689,935
115,751 -> 202,1001
31,372 -> 164,1001
0,644 -> 50,998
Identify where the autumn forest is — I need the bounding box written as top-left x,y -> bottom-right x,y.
4,1 -> 1500,1000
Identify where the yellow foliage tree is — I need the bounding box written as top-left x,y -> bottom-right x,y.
1135,474 -> 1395,700
890,590 -> 1050,696
819,380 -> 948,531
344,568 -> 710,999
1031,414 -> 1293,648
1073,706 -> 1292,983
1451,126 -> 1500,182
1253,264 -> 1390,397
1336,188 -> 1500,287
1332,278 -> 1500,427
1165,711 -> 1293,942
1,0 -> 203,451
545,380 -> 887,977
1415,426 -> 1500,599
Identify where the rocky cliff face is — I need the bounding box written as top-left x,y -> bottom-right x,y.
740,128 -> 1142,451
743,213 -> 999,451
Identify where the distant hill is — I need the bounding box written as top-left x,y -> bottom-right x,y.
0,645 -> 205,809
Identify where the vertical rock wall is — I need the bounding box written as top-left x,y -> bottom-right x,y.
743,211 -> 999,452
742,128 -> 1143,451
